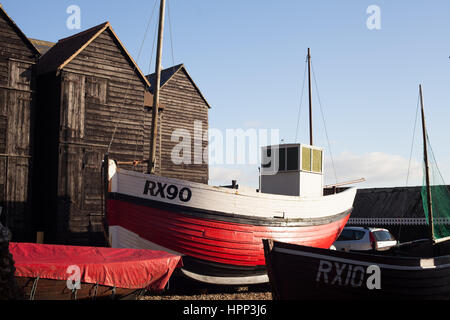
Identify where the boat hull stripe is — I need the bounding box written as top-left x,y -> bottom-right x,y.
107,198 -> 351,267
108,192 -> 352,227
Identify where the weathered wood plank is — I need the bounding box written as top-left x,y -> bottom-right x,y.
0,10 -> 37,241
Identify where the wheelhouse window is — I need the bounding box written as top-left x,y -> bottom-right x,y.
261,144 -> 323,174
286,147 -> 299,171
301,147 -> 311,171
279,148 -> 286,171
302,146 -> 323,174
312,149 -> 323,173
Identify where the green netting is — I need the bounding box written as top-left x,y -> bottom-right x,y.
421,136 -> 450,240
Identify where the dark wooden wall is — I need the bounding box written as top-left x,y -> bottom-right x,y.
34,26 -> 210,246
0,10 -> 38,242
36,29 -> 150,245
0,6 -> 211,245
156,68 -> 209,184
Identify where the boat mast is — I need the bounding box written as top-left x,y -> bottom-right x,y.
307,48 -> 313,146
419,84 -> 435,241
149,0 -> 166,174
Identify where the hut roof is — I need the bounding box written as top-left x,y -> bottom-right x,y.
146,64 -> 211,109
352,187 -> 426,219
28,38 -> 55,55
0,4 -> 40,56
36,22 -> 150,88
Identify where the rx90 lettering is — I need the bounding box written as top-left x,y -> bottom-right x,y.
144,180 -> 192,202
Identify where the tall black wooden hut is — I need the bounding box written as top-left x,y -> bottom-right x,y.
0,5 -> 40,242
34,22 -> 211,246
34,22 -> 154,245
146,64 -> 210,184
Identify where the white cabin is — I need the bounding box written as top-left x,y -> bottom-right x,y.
260,144 -> 324,197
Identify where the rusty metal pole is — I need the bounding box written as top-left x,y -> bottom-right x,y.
419,84 -> 435,241
149,0 -> 166,174
307,48 -> 313,146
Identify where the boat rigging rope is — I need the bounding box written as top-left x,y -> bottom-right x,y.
405,92 -> 421,187
138,0 -> 177,165
427,133 -> 450,200
107,0 -> 158,156
147,19 -> 159,75
147,0 -> 176,74
311,61 -> 338,186
295,57 -> 308,143
398,92 -> 450,240
398,92 -> 421,241
294,54 -> 338,185
103,1 -> 158,247
167,0 -> 176,68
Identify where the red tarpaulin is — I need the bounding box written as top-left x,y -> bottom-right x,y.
10,243 -> 183,290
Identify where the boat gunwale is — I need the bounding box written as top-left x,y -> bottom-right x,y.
111,162 -> 357,203
268,239 -> 450,268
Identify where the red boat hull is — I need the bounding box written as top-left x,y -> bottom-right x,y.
107,196 -> 351,268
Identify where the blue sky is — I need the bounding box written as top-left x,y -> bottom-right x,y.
3,0 -> 450,188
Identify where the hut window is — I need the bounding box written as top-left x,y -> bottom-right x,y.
86,77 -> 107,105
9,61 -> 31,91
63,73 -> 85,138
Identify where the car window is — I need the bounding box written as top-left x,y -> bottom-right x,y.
336,229 -> 366,241
373,230 -> 395,241
336,229 -> 353,241
353,230 -> 366,240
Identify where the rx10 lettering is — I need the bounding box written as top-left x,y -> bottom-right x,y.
316,260 -> 381,290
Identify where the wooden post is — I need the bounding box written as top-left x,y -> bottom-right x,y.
419,84 -> 435,241
102,154 -> 111,247
36,232 -> 44,244
149,0 -> 166,174
307,48 -> 313,146
3,156 -> 8,228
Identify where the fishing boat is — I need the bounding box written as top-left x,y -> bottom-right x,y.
106,157 -> 357,285
104,0 -> 358,285
10,242 -> 182,300
263,85 -> 450,300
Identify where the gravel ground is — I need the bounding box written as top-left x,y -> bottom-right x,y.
140,274 -> 273,301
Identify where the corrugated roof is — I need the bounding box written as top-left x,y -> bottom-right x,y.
36,22 -> 150,88
146,64 -> 183,91
352,187 -> 426,219
146,64 -> 211,109
0,4 -> 40,56
28,38 -> 55,55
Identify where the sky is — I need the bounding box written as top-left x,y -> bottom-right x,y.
3,0 -> 450,189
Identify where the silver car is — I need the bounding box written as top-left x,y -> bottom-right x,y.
333,227 -> 398,252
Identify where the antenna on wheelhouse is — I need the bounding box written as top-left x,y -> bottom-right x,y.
419,84 -> 435,241
307,48 -> 313,146
149,0 -> 166,174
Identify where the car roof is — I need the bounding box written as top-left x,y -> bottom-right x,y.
343,226 -> 390,232
343,227 -> 368,231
